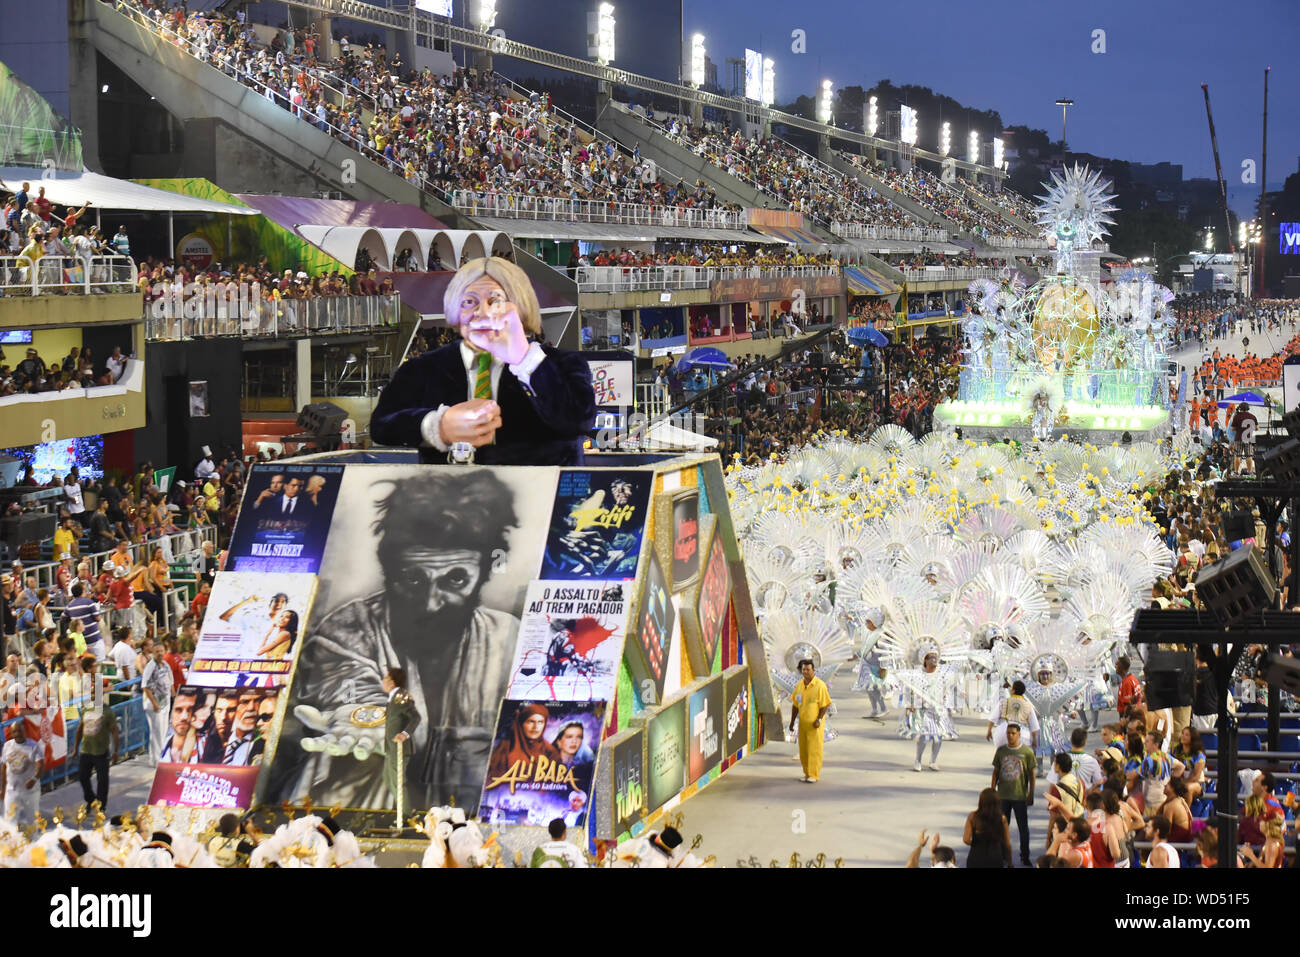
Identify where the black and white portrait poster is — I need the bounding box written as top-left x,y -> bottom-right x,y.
506,580 -> 628,702
260,465 -> 559,816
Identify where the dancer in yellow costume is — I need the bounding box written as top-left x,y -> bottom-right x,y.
789,659 -> 831,783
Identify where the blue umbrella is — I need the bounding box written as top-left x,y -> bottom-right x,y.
1223,391 -> 1267,405
679,346 -> 735,372
846,325 -> 889,347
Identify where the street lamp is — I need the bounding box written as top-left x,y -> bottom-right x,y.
992,136 -> 1004,170
761,57 -> 775,107
967,129 -> 979,165
689,33 -> 706,88
1055,98 -> 1074,152
1204,227 -> 1214,252
866,95 -> 878,137
818,79 -> 834,125
939,121 -> 950,156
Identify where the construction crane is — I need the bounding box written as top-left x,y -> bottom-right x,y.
1200,83 -> 1236,254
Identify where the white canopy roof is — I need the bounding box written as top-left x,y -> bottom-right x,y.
0,167 -> 258,214
294,225 -> 512,271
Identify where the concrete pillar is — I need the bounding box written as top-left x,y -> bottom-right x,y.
67,1 -> 102,172
690,99 -> 703,127
295,338 -> 312,410
817,132 -> 831,163
471,50 -> 494,73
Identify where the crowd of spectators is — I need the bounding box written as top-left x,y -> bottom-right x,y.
651,330 -> 959,464
663,119 -> 920,230
856,159 -> 1036,239
1,182 -> 124,294
572,243 -> 839,271
0,341 -> 130,398
117,0 -> 738,222
961,174 -> 1040,224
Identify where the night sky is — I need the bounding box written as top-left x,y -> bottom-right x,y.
489,0 -> 1299,214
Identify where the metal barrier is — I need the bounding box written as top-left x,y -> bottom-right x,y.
573,263 -> 840,293
986,235 -> 1052,250
144,292 -> 400,340
15,527 -> 215,595
0,676 -> 149,792
830,222 -> 950,243
450,190 -> 746,229
0,254 -> 137,296
901,266 -> 1007,283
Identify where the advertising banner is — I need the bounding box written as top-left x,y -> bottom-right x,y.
148,763 -> 261,810
539,470 -> 652,580
645,695 -> 687,812
1284,363 -> 1300,414
723,665 -> 751,759
190,572 -> 317,687
588,357 -> 636,410
478,699 -> 606,827
507,580 -> 629,701
226,464 -> 344,573
687,675 -> 723,784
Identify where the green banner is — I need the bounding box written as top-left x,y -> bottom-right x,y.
132,178 -> 354,278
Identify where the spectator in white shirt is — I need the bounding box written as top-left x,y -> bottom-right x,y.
106,346 -> 127,383
110,627 -> 136,680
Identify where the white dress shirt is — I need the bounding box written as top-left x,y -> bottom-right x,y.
419,341 -> 547,452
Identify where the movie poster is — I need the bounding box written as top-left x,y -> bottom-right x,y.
507,580 -> 628,701
148,764 -> 261,810
261,464 -> 558,817
146,685 -> 284,808
539,470 -> 652,580
655,487 -> 701,590
597,727 -> 645,840
723,665 -> 751,759
227,464 -> 344,573
687,675 -> 723,784
645,695 -> 687,813
190,572 -> 317,687
478,699 -> 606,827
624,553 -> 676,708
695,524 -> 731,669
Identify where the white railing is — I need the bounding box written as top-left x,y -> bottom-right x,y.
985,235 -> 1051,249
574,264 -> 840,293
0,254 -> 137,296
830,223 -> 949,243
144,292 -> 400,340
900,266 -> 1006,283
450,190 -> 746,229
12,526 -> 216,596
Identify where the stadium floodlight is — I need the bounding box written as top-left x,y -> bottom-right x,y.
474,0 -> 497,31
690,33 -> 706,88
939,121 -> 951,156
899,105 -> 917,146
992,136 -> 1004,170
762,58 -> 775,107
866,96 -> 878,137
967,130 -> 979,165
818,80 -> 834,125
588,2 -> 615,64
744,49 -> 763,101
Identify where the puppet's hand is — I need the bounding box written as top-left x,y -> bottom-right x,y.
296,704 -> 386,761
